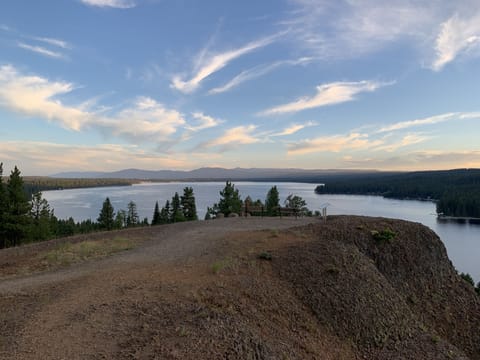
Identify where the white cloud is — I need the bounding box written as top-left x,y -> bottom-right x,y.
376,112 -> 480,133
18,42 -> 65,59
209,57 -> 312,95
0,141 -> 191,175
201,125 -> 260,151
0,65 -> 186,144
287,1 -> 480,70
260,80 -> 389,116
185,112 -> 223,132
373,133 -> 430,152
0,65 -> 87,130
432,12 -> 480,71
271,121 -> 316,136
171,34 -> 281,94
33,36 -> 71,49
287,132 -> 384,155
286,0 -> 439,58
80,0 -> 136,8
341,150 -> 480,171
97,96 -> 186,142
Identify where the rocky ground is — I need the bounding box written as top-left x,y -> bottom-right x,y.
0,216 -> 479,359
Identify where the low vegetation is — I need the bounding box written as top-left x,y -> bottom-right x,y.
370,228 -> 396,243
40,237 -> 136,268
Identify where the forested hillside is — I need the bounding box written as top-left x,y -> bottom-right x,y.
315,169 -> 480,218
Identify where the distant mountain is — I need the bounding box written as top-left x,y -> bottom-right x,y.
51,167 -> 383,181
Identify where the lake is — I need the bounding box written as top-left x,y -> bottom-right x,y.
43,181 -> 480,281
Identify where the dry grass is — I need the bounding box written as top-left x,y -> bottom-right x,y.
40,237 -> 136,268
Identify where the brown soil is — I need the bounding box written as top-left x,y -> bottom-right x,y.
0,216 -> 479,359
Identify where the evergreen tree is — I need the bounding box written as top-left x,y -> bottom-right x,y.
217,181 -> 242,216
159,200 -> 170,224
265,186 -> 280,216
284,194 -> 308,217
0,163 -> 6,248
126,201 -> 139,227
170,192 -> 185,223
152,201 -> 161,225
114,209 -> 127,229
29,191 -> 53,241
98,197 -> 115,230
181,187 -> 198,221
5,166 -> 31,246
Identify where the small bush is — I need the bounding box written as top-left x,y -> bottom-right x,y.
258,252 -> 273,261
371,228 -> 396,243
460,272 -> 475,287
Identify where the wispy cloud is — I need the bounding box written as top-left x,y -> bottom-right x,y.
209,57 -> 312,94
200,125 -> 260,151
287,1 -> 480,70
287,132 -> 383,155
17,42 -> 66,59
271,121 -> 316,137
0,65 -> 186,144
185,112 -> 223,132
376,112 -> 480,133
341,150 -> 480,171
0,24 -> 12,32
0,141 -> 191,175
286,0 -> 438,59
33,36 -> 71,49
260,80 -> 390,116
432,12 -> 480,71
171,33 -> 282,94
80,0 -> 136,9
373,133 -> 430,152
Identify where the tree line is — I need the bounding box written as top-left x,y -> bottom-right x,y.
205,181 -> 311,219
314,169 -> 480,218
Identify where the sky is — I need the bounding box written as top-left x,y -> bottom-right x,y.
1,0 -> 480,175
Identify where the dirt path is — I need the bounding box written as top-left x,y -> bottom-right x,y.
0,217 -> 317,295
1,217 -> 331,360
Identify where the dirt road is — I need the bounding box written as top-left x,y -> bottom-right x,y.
1,217 -> 326,359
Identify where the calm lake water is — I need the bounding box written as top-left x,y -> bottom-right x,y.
43,182 -> 480,281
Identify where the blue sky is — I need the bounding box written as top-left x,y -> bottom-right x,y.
1,0 -> 480,175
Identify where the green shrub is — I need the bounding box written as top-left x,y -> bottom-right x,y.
371,228 -> 396,243
258,252 -> 273,261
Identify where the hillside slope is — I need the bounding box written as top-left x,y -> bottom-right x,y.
0,216 -> 478,359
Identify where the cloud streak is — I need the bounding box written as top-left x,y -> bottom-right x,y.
260,80 -> 390,116
17,42 -> 66,59
287,132 -> 383,155
171,33 -> 282,93
271,121 -> 317,137
376,112 -> 480,133
185,112 -> 223,132
33,36 -> 71,49
200,125 -> 260,152
209,57 -> 312,94
80,0 -> 136,8
432,12 -> 480,71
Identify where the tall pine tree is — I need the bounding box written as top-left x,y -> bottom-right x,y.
126,201 -> 139,227
5,166 -> 31,247
170,192 -> 185,223
181,187 -> 198,221
265,186 -> 280,216
152,201 -> 161,225
217,181 -> 242,216
98,197 -> 115,230
0,163 -> 6,248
